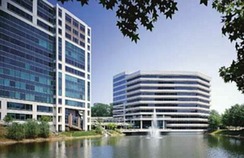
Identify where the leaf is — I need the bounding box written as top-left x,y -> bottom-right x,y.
200,0 -> 208,6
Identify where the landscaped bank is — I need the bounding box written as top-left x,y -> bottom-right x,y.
0,124 -> 124,145
210,129 -> 244,139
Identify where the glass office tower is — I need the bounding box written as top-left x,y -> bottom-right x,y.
113,71 -> 211,132
0,0 -> 91,131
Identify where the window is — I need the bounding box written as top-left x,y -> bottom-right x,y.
80,25 -> 85,32
58,19 -> 62,26
65,41 -> 85,70
65,74 -> 85,100
58,72 -> 62,96
58,98 -> 62,104
87,38 -> 90,43
73,37 -> 78,44
58,37 -> 62,61
73,29 -> 78,36
58,8 -> 62,17
7,3 -> 32,22
7,102 -> 32,111
11,0 -> 33,12
65,14 -> 71,23
80,33 -> 85,40
65,33 -> 71,40
65,66 -> 85,77
87,82 -> 90,101
65,100 -> 85,108
8,113 -> 32,120
37,105 -> 53,113
80,41 -> 85,48
37,20 -> 54,32
87,53 -> 90,72
88,28 -> 91,36
73,19 -> 78,28
58,28 -> 62,35
65,24 -> 71,31
58,63 -> 62,69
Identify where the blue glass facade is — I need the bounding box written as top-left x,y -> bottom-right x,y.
65,41 -> 85,70
0,0 -> 91,131
11,0 -> 33,12
65,100 -> 85,108
113,74 -> 127,103
65,74 -> 85,100
0,10 -> 55,103
58,72 -> 62,96
37,0 -> 55,24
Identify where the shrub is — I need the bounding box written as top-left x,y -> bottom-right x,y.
95,126 -> 103,134
7,123 -> 25,140
39,121 -> 50,138
25,120 -> 40,139
3,114 -> 13,124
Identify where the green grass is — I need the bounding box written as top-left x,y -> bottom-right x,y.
61,130 -> 100,137
212,129 -> 244,137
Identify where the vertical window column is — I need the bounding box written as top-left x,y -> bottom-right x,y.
58,72 -> 62,96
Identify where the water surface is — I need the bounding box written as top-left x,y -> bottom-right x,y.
0,134 -> 243,158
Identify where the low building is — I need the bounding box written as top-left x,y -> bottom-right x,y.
113,71 -> 211,132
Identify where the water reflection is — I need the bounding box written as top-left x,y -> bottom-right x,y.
0,135 -> 243,158
207,135 -> 244,157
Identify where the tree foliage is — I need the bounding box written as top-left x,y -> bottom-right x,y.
208,110 -> 221,131
213,0 -> 244,94
58,0 -> 178,42
58,0 -> 244,92
3,114 -> 13,124
222,104 -> 244,127
91,103 -> 112,117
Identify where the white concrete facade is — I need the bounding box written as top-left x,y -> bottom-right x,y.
113,71 -> 211,132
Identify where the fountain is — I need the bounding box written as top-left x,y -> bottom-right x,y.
148,110 -> 161,138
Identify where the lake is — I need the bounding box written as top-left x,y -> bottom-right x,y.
0,134 -> 243,158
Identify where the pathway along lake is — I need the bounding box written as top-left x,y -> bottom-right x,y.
0,134 -> 243,158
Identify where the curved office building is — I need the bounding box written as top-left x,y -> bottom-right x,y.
113,71 -> 211,132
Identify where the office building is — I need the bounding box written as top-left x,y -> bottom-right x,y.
113,71 -> 211,132
0,0 -> 91,131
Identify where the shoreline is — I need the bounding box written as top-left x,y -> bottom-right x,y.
0,134 -> 103,146
0,131 -> 125,146
209,129 -> 244,140
209,133 -> 244,140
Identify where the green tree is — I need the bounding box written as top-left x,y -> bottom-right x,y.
208,110 -> 221,131
107,123 -> 117,130
3,114 -> 13,125
39,115 -> 52,122
58,0 -> 244,93
222,108 -> 230,127
222,104 -> 244,128
59,0 -> 178,42
92,103 -> 112,117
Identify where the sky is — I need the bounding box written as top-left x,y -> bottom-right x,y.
49,0 -> 244,114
